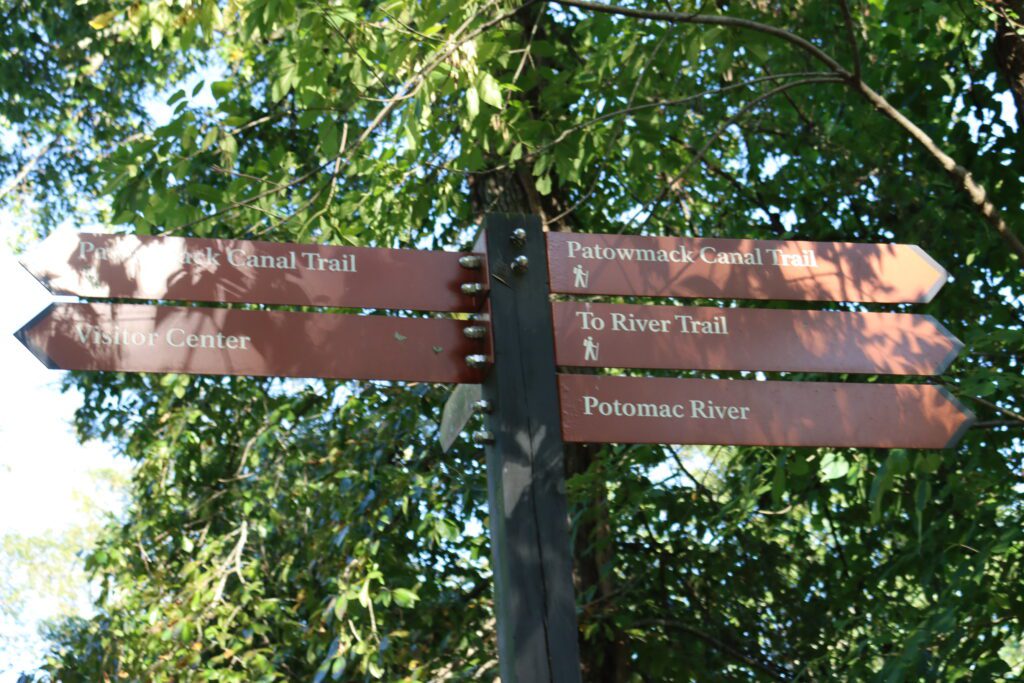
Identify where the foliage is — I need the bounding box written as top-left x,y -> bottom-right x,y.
0,468 -> 125,671
1,0 -> 1022,680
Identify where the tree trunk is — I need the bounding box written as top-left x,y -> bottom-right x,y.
992,0 -> 1024,132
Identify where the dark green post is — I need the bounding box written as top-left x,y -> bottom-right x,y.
476,213 -> 582,682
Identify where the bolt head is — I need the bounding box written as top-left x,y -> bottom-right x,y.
458,255 -> 482,269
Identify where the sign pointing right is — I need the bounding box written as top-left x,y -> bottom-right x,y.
559,374 -> 975,450
547,232 -> 948,303
553,302 -> 964,376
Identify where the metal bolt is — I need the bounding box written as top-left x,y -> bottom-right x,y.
510,228 -> 527,246
463,326 -> 487,339
511,255 -> 529,272
472,430 -> 495,445
465,354 -> 490,368
473,399 -> 493,413
458,254 -> 482,269
461,282 -> 485,295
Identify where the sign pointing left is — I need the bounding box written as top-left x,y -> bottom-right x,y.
14,303 -> 485,384
20,232 -> 483,312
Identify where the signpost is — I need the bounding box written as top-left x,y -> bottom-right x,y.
552,301 -> 964,375
547,232 -> 948,303
20,231 -> 483,312
12,218 -> 976,682
474,216 -> 582,683
15,302 -> 485,384
558,374 -> 974,449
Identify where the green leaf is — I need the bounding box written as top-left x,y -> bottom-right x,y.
333,595 -> 348,620
331,656 -> 348,680
150,23 -> 164,50
211,80 -> 234,99
771,454 -> 787,505
319,121 -> 340,157
819,452 -> 850,482
392,588 -> 419,608
465,86 -> 480,120
89,10 -> 118,30
479,73 -> 503,109
358,580 -> 371,608
535,174 -> 552,195
914,478 -> 931,514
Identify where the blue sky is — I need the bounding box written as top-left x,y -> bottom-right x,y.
0,241 -> 130,678
0,73 -> 220,680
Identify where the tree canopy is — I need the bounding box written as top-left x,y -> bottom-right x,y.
3,0 -> 1023,680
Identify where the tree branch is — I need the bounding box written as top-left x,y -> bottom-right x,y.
629,75 -> 845,231
554,0 -> 1024,262
973,420 -> 1024,429
553,0 -> 848,73
0,137 -> 58,200
636,618 -> 791,681
837,0 -> 862,80
853,80 -> 1024,260
171,0 -> 536,235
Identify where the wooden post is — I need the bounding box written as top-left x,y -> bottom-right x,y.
477,214 -> 582,682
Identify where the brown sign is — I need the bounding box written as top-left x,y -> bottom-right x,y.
547,232 -> 947,303
558,374 -> 974,449
14,303 -> 484,384
20,232 -> 482,312
553,302 -> 963,376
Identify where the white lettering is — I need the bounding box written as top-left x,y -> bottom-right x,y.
575,310 -> 604,331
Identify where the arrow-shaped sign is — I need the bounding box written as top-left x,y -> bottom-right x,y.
547,232 -> 948,303
558,374 -> 975,449
14,303 -> 485,384
553,302 -> 963,375
20,232 -> 482,312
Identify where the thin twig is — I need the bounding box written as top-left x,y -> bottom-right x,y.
0,137 -> 58,200
553,0 -> 847,73
973,420 -> 1024,429
628,75 -> 845,232
837,0 -> 862,80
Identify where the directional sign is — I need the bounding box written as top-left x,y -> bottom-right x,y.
15,303 -> 485,384
558,374 -> 974,449
547,232 -> 947,303
20,231 -> 482,312
553,302 -> 963,376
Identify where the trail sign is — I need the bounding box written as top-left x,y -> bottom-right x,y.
15,303 -> 485,384
12,215 -> 973,683
552,301 -> 963,375
558,374 -> 975,449
547,232 -> 948,303
20,231 -> 482,312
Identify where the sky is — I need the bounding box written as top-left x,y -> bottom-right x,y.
0,74 -> 221,681
0,240 -> 130,678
